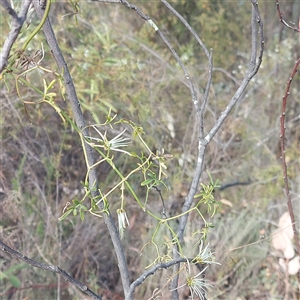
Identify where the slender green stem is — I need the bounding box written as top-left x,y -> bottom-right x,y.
21,0 -> 52,52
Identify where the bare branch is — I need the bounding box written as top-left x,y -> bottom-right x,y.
169,2 -> 264,296
279,58 -> 300,257
204,0 -> 264,144
0,0 -> 31,72
276,0 -> 300,33
161,0 -> 210,60
31,0 -> 130,296
148,4 -> 212,297
127,258 -> 187,299
178,0 -> 264,236
200,49 -> 213,137
99,0 -> 198,127
161,0 -> 213,139
276,0 -> 300,261
0,239 -> 102,300
1,0 -> 18,19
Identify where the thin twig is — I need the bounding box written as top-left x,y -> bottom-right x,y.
153,185 -> 166,217
1,0 -> 18,19
101,0 -> 198,124
161,0 -> 213,139
0,240 -> 102,300
0,0 -> 32,72
275,0 -> 300,33
279,58 -> 300,257
204,0 -> 264,145
127,258 -> 189,298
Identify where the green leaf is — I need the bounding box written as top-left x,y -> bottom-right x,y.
79,209 -> 85,221
9,275 -> 21,288
73,199 -> 80,205
103,58 -> 121,66
58,209 -> 73,221
47,79 -> 56,90
141,179 -> 154,186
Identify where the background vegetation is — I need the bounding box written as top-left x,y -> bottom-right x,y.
1,0 -> 299,299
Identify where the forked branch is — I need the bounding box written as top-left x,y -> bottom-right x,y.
204,0 -> 264,145
276,0 -> 300,33
165,1 -> 264,298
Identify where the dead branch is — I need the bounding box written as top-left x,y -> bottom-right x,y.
0,239 -> 102,300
